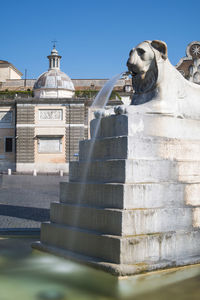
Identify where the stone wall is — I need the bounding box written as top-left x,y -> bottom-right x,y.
0,79 -> 36,90
14,99 -> 87,173
16,105 -> 35,164
0,78 -> 132,92
65,104 -> 85,161
0,104 -> 16,172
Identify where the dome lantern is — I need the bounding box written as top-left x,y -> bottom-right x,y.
47,45 -> 62,70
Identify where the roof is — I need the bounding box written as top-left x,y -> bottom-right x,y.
0,60 -> 10,64
34,69 -> 74,91
0,60 -> 23,76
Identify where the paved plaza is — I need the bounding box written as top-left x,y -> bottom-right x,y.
0,174 -> 68,234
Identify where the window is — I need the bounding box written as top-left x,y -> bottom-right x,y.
5,138 -> 13,152
0,111 -> 12,123
38,137 -> 62,153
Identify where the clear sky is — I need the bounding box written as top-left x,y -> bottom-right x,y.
1,0 -> 200,79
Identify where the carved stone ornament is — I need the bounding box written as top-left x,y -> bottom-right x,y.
39,109 -> 63,120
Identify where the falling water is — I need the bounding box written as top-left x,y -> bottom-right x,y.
79,72 -> 124,178
70,72 -> 128,246
92,72 -> 124,108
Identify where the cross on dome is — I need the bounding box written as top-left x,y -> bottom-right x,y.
51,39 -> 58,49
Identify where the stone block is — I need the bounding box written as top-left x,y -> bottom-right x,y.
79,136 -> 128,161
40,222 -> 121,263
79,136 -> 200,162
69,159 -> 200,183
69,159 -> 175,183
40,222 -> 200,266
120,230 -> 200,265
91,113 -> 200,140
50,202 -> 122,235
60,182 -> 125,208
50,202 -> 194,235
60,181 -> 200,209
193,208 -> 200,227
185,184 -> 200,206
60,181 -> 186,208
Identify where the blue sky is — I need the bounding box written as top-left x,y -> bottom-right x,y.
1,0 -> 200,79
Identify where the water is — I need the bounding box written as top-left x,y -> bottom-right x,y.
69,73 -> 124,230
1,237 -> 200,300
80,71 -> 125,179
92,72 -> 124,108
69,73 -> 125,245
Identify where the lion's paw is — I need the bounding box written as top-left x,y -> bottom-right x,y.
94,108 -> 114,119
114,105 -> 128,115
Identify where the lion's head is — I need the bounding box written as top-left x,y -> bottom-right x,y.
127,40 -> 168,100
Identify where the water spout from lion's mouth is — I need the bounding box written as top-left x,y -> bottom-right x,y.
126,65 -> 139,76
121,71 -> 132,78
127,69 -> 146,78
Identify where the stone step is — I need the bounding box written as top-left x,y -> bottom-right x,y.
33,241 -> 200,276
90,112 -> 200,140
79,136 -> 200,162
40,222 -> 120,264
120,229 -> 200,265
60,181 -> 200,208
40,222 -> 200,265
69,159 -> 200,183
50,202 -> 195,235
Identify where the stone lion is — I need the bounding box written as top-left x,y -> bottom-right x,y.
125,40 -> 200,119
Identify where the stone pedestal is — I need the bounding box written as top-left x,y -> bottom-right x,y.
33,110 -> 200,276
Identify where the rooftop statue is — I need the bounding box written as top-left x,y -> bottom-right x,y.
123,40 -> 200,119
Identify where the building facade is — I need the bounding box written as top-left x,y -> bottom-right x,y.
15,98 -> 87,173
0,97 -> 122,174
0,47 -> 86,173
0,60 -> 22,83
0,101 -> 16,171
0,45 -> 125,174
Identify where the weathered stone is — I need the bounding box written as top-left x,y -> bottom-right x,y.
50,202 -> 194,235
40,222 -> 121,263
91,113 -> 200,140
69,159 -> 200,183
60,181 -> 200,208
79,136 -> 200,161
38,222 -> 200,268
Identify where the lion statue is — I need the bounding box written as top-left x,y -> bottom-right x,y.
124,40 -> 200,119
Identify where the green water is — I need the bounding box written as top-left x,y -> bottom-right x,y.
0,237 -> 200,300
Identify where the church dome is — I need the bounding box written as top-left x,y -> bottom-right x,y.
33,46 -> 75,99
